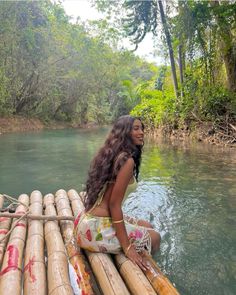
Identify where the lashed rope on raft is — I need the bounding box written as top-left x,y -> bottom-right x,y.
0,194 -> 75,244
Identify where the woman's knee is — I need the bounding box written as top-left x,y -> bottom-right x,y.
133,218 -> 161,253
137,219 -> 153,229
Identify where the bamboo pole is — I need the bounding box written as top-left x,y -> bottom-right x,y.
0,194 -> 4,209
0,212 -> 75,221
23,190 -> 47,295
114,253 -> 157,295
68,189 -> 130,295
0,194 -> 12,268
44,193 -> 74,295
0,194 -> 29,295
140,252 -> 180,295
55,189 -> 101,295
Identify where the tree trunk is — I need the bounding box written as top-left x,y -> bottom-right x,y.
223,49 -> 236,92
211,1 -> 236,92
177,0 -> 185,93
178,44 -> 184,98
158,0 -> 179,99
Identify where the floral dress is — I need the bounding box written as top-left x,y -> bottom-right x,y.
74,180 -> 152,254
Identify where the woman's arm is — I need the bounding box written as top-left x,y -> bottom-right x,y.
109,157 -> 148,270
109,157 -> 133,249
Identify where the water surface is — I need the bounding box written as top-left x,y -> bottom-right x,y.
0,128 -> 235,295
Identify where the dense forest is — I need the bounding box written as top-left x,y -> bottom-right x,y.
0,0 -> 235,143
0,0 -> 156,125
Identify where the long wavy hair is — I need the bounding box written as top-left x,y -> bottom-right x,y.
84,115 -> 144,211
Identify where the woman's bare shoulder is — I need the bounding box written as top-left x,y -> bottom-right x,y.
117,157 -> 134,176
125,157 -> 134,166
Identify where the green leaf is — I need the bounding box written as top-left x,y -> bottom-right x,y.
95,233 -> 103,241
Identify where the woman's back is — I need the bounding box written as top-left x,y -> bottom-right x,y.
87,174 -> 137,217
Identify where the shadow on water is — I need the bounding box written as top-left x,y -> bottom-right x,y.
0,129 -> 235,295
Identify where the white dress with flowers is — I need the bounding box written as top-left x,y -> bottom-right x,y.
74,180 -> 152,254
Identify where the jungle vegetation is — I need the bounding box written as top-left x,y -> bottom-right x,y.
94,0 -> 236,140
0,0 -> 235,141
0,0 -> 156,125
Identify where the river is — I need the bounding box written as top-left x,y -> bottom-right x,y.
0,128 -> 235,295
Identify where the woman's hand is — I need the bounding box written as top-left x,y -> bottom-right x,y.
124,244 -> 149,271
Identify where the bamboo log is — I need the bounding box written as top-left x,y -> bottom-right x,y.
55,189 -> 101,295
115,253 -> 157,295
44,193 -> 74,295
140,252 -> 180,295
23,190 -> 46,295
0,194 -> 4,209
0,194 -> 12,268
87,252 -> 131,295
68,189 -> 130,295
0,194 -> 29,295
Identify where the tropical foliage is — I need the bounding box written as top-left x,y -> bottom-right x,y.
0,0 -> 156,125
0,0 -> 235,139
94,0 -> 236,136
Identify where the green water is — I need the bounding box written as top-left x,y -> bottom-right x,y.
0,128 -> 235,295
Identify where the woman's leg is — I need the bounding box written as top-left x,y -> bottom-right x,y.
137,219 -> 161,253
125,216 -> 161,253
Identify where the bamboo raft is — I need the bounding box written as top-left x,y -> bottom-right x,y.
0,190 -> 180,295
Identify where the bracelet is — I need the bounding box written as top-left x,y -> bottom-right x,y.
124,243 -> 132,256
112,219 -> 124,224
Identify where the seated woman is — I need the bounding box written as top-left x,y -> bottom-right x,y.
74,115 -> 161,270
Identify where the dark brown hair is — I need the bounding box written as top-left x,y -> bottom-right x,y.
84,115 -> 144,211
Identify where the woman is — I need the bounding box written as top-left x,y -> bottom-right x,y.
74,115 -> 160,270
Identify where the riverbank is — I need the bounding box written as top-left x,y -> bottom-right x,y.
0,116 -> 235,147
149,120 -> 236,147
0,116 -> 76,134
0,116 -> 44,133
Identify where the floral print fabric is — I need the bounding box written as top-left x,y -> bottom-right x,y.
74,212 -> 151,254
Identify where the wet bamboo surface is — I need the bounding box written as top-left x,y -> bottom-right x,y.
0,194 -> 29,294
0,190 -> 180,295
24,191 -> 46,295
0,194 -> 12,267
